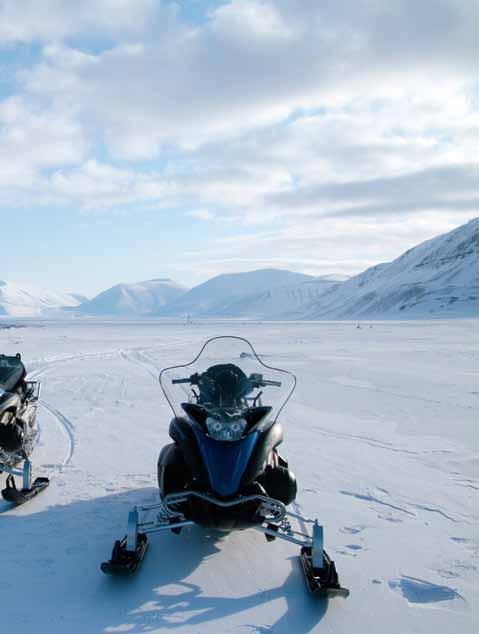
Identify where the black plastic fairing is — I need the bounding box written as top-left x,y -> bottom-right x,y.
168,417 -> 208,485
240,420 -> 283,487
181,403 -> 208,427
244,406 -> 272,431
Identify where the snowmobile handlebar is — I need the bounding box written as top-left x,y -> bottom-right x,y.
260,379 -> 282,387
171,373 -> 281,388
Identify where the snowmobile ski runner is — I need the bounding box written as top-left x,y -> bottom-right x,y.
101,336 -> 348,598
0,353 -> 50,504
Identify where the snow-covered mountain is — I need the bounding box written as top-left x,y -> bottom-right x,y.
304,218 -> 479,319
158,269 -> 319,317
0,280 -> 84,316
75,278 -> 187,316
210,274 -> 349,319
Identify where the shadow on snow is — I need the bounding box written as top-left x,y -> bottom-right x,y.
0,488 -> 327,633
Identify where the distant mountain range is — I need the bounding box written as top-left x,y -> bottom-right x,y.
72,278 -> 187,316
156,269 -> 328,318
303,217 -> 479,319
1,218 -> 478,319
0,280 -> 84,317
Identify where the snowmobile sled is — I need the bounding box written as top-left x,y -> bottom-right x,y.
0,354 -> 49,504
101,336 -> 348,597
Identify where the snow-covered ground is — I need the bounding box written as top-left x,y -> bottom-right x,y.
1,319 -> 478,633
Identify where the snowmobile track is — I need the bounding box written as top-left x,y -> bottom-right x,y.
39,400 -> 75,466
119,349 -> 159,382
28,350 -> 120,380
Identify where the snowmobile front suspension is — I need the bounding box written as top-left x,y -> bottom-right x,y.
255,513 -> 349,598
101,504 -> 194,576
101,490 -> 286,576
101,492 -> 349,596
1,458 -> 33,489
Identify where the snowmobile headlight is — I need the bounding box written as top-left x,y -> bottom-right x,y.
205,417 -> 247,441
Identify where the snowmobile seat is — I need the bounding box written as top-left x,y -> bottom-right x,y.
0,354 -> 26,393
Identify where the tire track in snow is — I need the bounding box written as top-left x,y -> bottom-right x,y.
27,350 -> 120,380
311,424 -> 421,456
39,400 -> 75,467
119,348 -> 159,382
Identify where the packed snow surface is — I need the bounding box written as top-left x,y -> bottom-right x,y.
0,318 -> 478,633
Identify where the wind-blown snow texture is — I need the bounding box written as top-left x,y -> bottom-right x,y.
305,218 -> 479,319
0,320 -> 477,633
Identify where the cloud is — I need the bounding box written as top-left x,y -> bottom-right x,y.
267,164 -> 479,216
186,209 -> 215,221
1,0 -> 478,283
17,0 -> 478,158
0,0 -> 156,43
0,95 -> 87,187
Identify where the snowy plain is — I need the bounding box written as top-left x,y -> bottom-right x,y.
1,318 -> 478,633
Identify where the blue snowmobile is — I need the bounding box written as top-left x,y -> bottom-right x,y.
101,336 -> 348,597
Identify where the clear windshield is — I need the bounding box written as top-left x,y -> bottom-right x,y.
159,336 -> 296,424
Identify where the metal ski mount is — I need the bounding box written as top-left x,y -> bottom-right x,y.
101,490 -> 349,597
0,458 -> 50,505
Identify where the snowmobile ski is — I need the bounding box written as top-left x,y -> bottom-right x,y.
1,474 -> 50,505
300,546 -> 350,598
101,533 -> 149,576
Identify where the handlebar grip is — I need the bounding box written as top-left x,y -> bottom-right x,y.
172,378 -> 191,384
262,379 -> 282,387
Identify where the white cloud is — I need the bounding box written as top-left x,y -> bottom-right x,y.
210,0 -> 293,39
45,160 -> 172,209
186,209 -> 215,221
0,96 -> 86,187
1,0 -> 478,282
0,0 -> 156,43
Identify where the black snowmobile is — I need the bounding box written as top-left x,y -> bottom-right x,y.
102,336 -> 348,597
0,353 -> 49,504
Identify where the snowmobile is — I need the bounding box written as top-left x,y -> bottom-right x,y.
0,353 -> 49,504
101,336 -> 348,597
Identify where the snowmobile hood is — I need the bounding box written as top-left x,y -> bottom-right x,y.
193,427 -> 259,497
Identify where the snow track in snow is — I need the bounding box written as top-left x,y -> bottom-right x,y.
39,400 -> 75,467
119,348 -> 159,382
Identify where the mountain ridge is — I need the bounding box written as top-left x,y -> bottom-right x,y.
303,218 -> 479,319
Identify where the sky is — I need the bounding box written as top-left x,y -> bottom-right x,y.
0,0 -> 478,296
